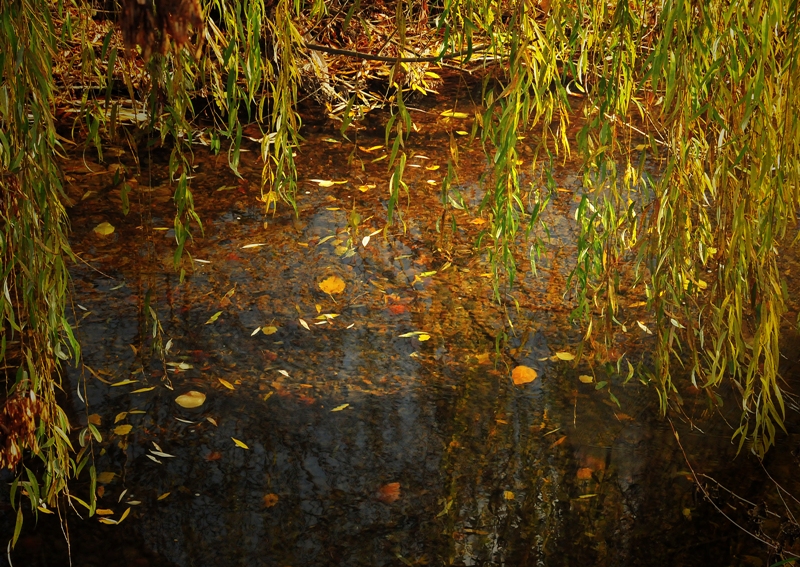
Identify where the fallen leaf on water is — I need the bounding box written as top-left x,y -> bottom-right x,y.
130,386 -> 156,394
206,417 -> 218,426
251,327 -> 261,336
636,320 -> 652,334
577,468 -> 593,480
118,508 -> 131,524
362,235 -> 371,247
550,435 -> 567,447
98,518 -> 117,525
93,222 -> 115,236
331,404 -> 349,412
377,482 -> 401,503
503,491 -> 515,500
232,438 -> 249,449
157,492 -> 170,501
175,390 -> 206,408
262,325 -> 278,335
299,319 -> 310,330
218,378 -> 235,390
205,311 -> 222,325
512,365 -> 538,385
88,414 -> 102,425
425,164 -> 440,171
578,375 -> 594,384
417,334 -> 431,342
111,379 -> 137,387
554,351 -> 576,361
263,493 -> 279,508
440,110 -> 469,119
456,130 -> 468,135
578,494 -> 598,499
206,451 -> 222,461
357,184 -> 376,192
241,243 -> 268,249
359,145 -> 384,153
95,509 -> 115,516
113,424 -> 133,436
319,275 -> 346,294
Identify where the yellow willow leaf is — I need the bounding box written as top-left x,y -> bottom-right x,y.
512,366 -> 538,385
113,424 -> 132,436
299,319 -> 310,330
88,414 -> 102,425
440,110 -> 468,119
357,184 -> 375,192
319,275 -> 346,294
425,164 -> 440,170
205,311 -> 222,325
130,386 -> 156,393
218,378 -> 235,390
114,412 -> 128,423
331,403 -> 349,412
262,325 -> 278,335
95,509 -> 115,516
417,334 -> 431,342
175,390 -> 206,408
232,438 -> 249,449
579,375 -> 594,384
93,221 -> 115,236
503,491 -> 515,500
554,352 -> 575,361
157,492 -> 171,501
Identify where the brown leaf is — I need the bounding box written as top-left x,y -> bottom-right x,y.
512,365 -> 538,386
577,467 -> 593,480
263,493 -> 279,508
377,482 -> 401,503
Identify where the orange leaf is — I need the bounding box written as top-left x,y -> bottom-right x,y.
263,493 -> 279,508
377,482 -> 401,503
511,365 -> 538,385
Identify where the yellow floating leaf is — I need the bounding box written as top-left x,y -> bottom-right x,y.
88,414 -> 102,426
130,386 -> 156,393
319,275 -> 346,295
263,493 -> 279,508
331,403 -> 349,412
98,517 -> 118,525
456,130 -> 468,136
311,179 -> 335,187
503,491 -> 515,500
578,375 -> 594,384
417,334 -> 431,342
114,412 -> 128,423
93,222 -> 115,236
232,438 -> 249,449
554,351 -> 576,361
359,145 -> 384,153
262,325 -> 278,335
440,110 -> 469,119
157,492 -> 171,501
95,509 -> 115,516
175,390 -> 206,408
218,378 -> 235,390
357,184 -> 376,192
470,218 -> 487,225
118,507 -> 131,524
299,318 -> 310,330
425,165 -> 440,171
111,379 -> 137,387
205,311 -> 222,325
512,365 -> 538,386
113,424 -> 133,436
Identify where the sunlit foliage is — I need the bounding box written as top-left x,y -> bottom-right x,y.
1,0 -> 799,544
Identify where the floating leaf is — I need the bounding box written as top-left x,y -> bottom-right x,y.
577,468 -> 593,480
95,509 -> 115,516
357,184 -> 375,192
251,327 -> 261,336
130,386 -> 155,393
232,438 -> 249,449
440,110 -> 468,119
111,379 -> 137,387
554,351 -> 576,361
512,365 -> 538,385
637,320 -> 653,334
578,375 -> 594,384
503,491 -> 515,500
114,412 -> 127,423
157,492 -> 170,501
93,222 -> 115,236
417,334 -> 431,342
88,414 -> 102,425
175,390 -> 206,408
299,318 -> 310,330
218,378 -> 235,390
262,325 -> 278,335
331,404 -> 349,412
263,493 -> 280,508
205,311 -> 222,325
425,165 -> 440,171
241,243 -> 267,249
319,275 -> 346,295
113,424 -> 133,436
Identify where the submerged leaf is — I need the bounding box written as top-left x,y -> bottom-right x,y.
113,424 -> 133,436
93,222 -> 115,236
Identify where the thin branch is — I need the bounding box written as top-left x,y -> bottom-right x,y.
305,41 -> 491,63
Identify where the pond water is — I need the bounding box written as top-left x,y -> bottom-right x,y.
5,96 -> 800,567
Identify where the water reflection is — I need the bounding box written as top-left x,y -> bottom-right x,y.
7,126 -> 797,567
